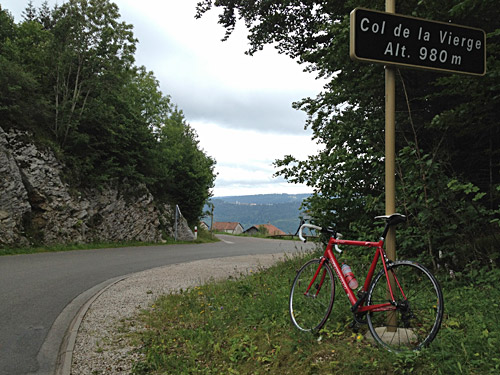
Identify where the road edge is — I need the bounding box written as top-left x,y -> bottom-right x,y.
29,276 -> 126,375
55,276 -> 128,375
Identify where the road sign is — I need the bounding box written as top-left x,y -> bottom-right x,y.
350,8 -> 486,76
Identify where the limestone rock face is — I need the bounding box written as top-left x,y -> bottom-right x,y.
0,127 -> 194,247
0,128 -> 31,246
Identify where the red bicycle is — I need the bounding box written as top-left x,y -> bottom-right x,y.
289,213 -> 443,352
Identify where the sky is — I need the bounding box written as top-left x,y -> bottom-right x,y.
3,0 -> 326,197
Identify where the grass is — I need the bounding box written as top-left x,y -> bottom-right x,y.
130,249 -> 500,375
0,227 -> 219,256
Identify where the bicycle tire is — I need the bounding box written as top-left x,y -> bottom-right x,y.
289,259 -> 335,332
366,260 -> 444,352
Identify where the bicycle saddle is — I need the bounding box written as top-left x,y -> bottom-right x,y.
374,213 -> 406,226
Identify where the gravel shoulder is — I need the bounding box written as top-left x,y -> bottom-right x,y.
69,253 -> 289,375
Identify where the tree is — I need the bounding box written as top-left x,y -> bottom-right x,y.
152,108 -> 216,226
22,1 -> 37,21
40,0 -> 153,188
197,0 -> 500,270
48,0 -> 137,146
120,65 -> 216,226
0,6 -> 50,133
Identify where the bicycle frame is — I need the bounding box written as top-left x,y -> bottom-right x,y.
306,236 -> 405,314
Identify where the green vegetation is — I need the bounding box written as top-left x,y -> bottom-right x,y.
0,225 -> 218,256
0,0 -> 216,227
130,251 -> 500,374
194,226 -> 219,244
197,0 -> 500,272
0,241 -> 159,256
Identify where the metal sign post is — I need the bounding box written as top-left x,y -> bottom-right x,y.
385,0 -> 397,266
385,0 -> 397,333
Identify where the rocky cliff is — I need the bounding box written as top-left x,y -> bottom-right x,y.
0,127 -> 194,247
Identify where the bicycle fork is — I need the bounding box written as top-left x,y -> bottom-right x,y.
304,257 -> 328,298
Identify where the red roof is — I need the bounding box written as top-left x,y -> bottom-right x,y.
212,222 -> 241,231
246,224 -> 286,235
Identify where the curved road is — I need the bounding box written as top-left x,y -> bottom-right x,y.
0,235 -> 314,375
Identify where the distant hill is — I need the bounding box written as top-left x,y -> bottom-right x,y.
216,193 -> 311,205
204,194 -> 311,234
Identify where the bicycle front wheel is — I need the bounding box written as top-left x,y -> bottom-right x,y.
289,259 -> 335,332
366,260 -> 444,352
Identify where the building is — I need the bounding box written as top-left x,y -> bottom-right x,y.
211,222 -> 244,234
243,224 -> 286,236
198,221 -> 209,230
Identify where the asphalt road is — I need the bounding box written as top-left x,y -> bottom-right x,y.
0,235 -> 314,375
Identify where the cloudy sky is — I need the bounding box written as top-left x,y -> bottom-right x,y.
3,0 -> 326,197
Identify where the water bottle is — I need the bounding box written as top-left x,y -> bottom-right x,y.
341,263 -> 358,289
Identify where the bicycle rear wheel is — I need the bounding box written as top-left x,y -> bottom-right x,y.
289,259 -> 335,332
366,260 -> 444,352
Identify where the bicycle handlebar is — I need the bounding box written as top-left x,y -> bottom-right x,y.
298,222 -> 343,253
298,223 -> 322,242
